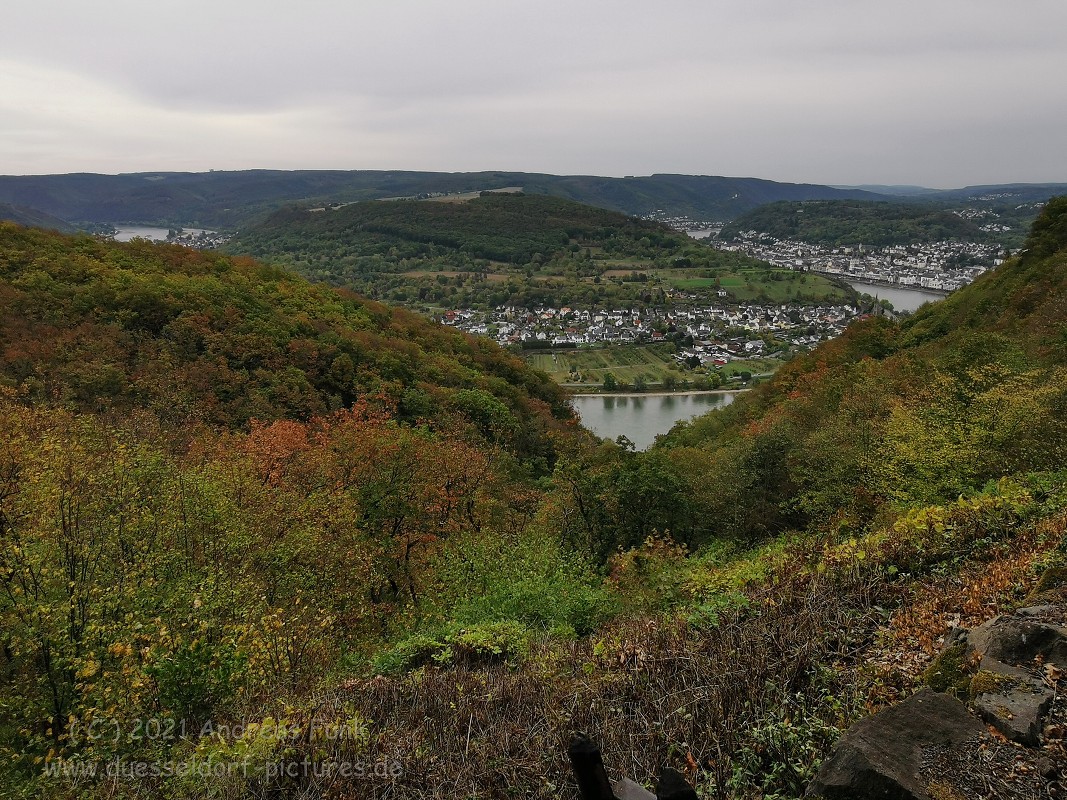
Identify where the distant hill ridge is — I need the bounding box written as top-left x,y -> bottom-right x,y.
721,199 -> 991,248
0,170 -> 891,229
223,192 -> 787,309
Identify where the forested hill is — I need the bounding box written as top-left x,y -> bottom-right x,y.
0,169 -> 886,228
899,195 -> 1067,358
2,204 -> 1067,798
720,199 -> 991,247
0,202 -> 74,232
0,222 -> 575,459
517,172 -> 884,222
231,192 -> 675,266
224,192 -> 775,308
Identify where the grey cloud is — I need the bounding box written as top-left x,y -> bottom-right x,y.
2,0 -> 1066,184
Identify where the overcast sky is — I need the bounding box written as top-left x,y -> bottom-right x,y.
3,0 -> 1066,187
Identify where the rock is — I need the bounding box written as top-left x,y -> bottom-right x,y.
1015,604 -> 1058,618
942,626 -> 969,648
972,678 -> 1054,746
806,689 -> 986,800
1036,755 -> 1059,779
613,777 -> 655,800
921,642 -> 974,697
966,615 -> 1067,669
655,768 -> 698,800
1025,566 -> 1067,604
920,605 -> 1066,747
975,656 -> 1031,681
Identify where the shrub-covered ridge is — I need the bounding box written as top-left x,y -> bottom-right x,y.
3,198 -> 1067,798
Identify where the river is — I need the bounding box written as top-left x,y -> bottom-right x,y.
113,226 -> 173,242
113,226 -> 214,242
846,281 -> 946,313
571,391 -> 739,450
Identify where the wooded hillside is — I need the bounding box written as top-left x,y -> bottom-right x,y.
227,193 -> 785,308
0,222 -> 575,459
2,201 -> 1066,798
721,199 -> 993,247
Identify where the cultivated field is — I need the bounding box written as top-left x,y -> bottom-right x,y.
596,266 -> 850,303
525,345 -> 780,387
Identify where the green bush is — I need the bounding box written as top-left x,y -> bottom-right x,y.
724,689 -> 849,800
422,528 -> 615,636
146,640 -> 245,725
372,632 -> 453,675
452,621 -> 531,666
371,622 -> 532,674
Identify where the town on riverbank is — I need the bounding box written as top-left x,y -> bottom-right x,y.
431,208 -> 1003,392
715,230 -> 1001,291
441,300 -> 864,392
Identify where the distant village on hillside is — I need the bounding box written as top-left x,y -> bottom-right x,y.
716,231 -> 1001,292
646,212 -> 1004,291
437,218 -> 1007,370
439,218 -> 999,369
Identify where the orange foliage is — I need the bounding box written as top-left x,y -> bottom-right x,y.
872,515 -> 1065,686
245,419 -> 311,485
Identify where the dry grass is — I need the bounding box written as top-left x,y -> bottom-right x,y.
863,512 -> 1067,704
232,571 -> 881,800
76,499 -> 1066,799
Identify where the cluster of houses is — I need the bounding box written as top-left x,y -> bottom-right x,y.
440,302 -> 858,358
641,209 -> 721,238
164,228 -> 233,249
715,232 -> 1002,292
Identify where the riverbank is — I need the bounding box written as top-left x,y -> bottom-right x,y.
839,275 -> 950,296
567,387 -> 749,397
570,390 -> 740,449
569,388 -> 747,398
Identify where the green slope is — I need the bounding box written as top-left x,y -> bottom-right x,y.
650,197 -> 1067,540
225,192 -> 780,308
899,195 -> 1067,359
230,192 -> 677,266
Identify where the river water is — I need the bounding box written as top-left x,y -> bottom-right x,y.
571,282 -> 945,447
113,226 -> 174,242
846,281 -> 946,313
571,391 -> 739,450
113,226 -> 214,242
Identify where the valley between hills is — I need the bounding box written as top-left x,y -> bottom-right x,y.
0,175 -> 1066,799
